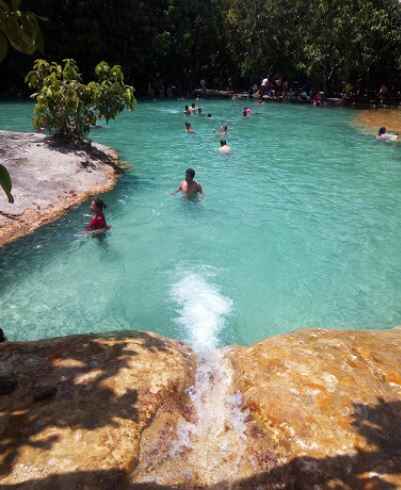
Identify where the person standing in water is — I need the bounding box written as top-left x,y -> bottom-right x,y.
219,139 -> 231,154
185,121 -> 195,133
85,198 -> 110,232
172,168 -> 203,199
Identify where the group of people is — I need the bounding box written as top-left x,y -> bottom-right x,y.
85,166 -> 204,233
86,99 -> 256,233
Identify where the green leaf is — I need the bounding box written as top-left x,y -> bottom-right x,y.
0,164 -> 14,203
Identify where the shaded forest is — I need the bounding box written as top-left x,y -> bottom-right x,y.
2,0 -> 401,97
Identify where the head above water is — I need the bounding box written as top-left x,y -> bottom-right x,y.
185,168 -> 195,181
378,127 -> 386,135
220,139 -> 227,146
185,121 -> 191,129
91,198 -> 107,213
207,113 -> 212,118
191,103 -> 196,108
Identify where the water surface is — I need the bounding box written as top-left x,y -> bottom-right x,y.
1,100 -> 401,344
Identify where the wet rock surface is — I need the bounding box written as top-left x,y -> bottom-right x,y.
0,328 -> 401,489
0,131 -> 121,247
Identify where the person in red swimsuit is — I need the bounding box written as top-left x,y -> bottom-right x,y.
85,198 -> 110,232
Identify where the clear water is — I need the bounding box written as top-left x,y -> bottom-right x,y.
1,99 -> 401,345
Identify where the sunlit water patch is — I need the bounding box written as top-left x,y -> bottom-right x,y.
1,99 -> 401,344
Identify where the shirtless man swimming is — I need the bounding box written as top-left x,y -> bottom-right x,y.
172,168 -> 203,199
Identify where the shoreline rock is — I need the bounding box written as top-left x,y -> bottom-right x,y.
0,327 -> 400,488
0,131 -> 123,248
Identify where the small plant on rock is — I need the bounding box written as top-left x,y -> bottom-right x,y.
25,58 -> 135,143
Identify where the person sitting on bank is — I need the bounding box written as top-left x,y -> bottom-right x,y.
85,198 -> 110,232
172,168 -> 203,199
377,127 -> 399,142
185,121 -> 195,133
219,139 -> 231,154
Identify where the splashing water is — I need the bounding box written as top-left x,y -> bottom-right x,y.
169,270 -> 249,483
171,271 -> 232,352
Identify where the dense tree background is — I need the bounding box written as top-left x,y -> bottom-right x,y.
1,0 -> 401,97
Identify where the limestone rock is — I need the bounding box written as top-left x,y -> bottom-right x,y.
0,332 -> 194,489
227,328 -> 401,489
1,328 -> 401,489
0,131 -> 122,247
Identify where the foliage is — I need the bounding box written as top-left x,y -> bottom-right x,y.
223,0 -> 401,91
2,1 -> 401,95
0,163 -> 14,203
25,58 -> 136,142
0,0 -> 43,62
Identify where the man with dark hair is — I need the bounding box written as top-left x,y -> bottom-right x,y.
172,168 -> 203,199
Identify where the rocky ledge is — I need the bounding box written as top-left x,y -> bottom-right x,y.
0,327 -> 400,489
0,131 -> 122,247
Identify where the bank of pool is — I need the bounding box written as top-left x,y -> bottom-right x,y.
1,99 -> 401,345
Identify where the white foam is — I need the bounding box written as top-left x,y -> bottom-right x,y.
169,270 -> 248,483
171,271 -> 232,352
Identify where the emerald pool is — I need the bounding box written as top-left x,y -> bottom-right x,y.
1,100 -> 401,345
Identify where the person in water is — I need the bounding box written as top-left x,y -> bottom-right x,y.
219,139 -> 231,154
218,124 -> 228,136
377,127 -> 399,142
243,107 -> 252,117
185,121 -> 195,133
172,168 -> 203,199
85,198 -> 110,232
184,105 -> 191,115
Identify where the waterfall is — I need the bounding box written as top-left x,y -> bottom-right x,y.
169,271 -> 248,484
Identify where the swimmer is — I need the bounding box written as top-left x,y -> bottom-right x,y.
185,121 -> 195,133
207,113 -> 213,119
243,107 -> 252,117
172,168 -> 203,199
198,107 -> 203,115
219,139 -> 231,154
191,102 -> 197,113
377,127 -> 399,142
218,124 -> 228,136
85,198 -> 111,233
184,105 -> 191,115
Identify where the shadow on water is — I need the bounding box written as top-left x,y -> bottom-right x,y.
1,397 -> 400,488
0,331 -> 176,488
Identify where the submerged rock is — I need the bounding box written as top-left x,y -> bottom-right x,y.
0,328 -> 400,488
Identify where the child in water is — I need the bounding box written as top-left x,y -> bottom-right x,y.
85,198 -> 110,232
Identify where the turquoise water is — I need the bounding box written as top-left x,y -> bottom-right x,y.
1,100 -> 401,345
